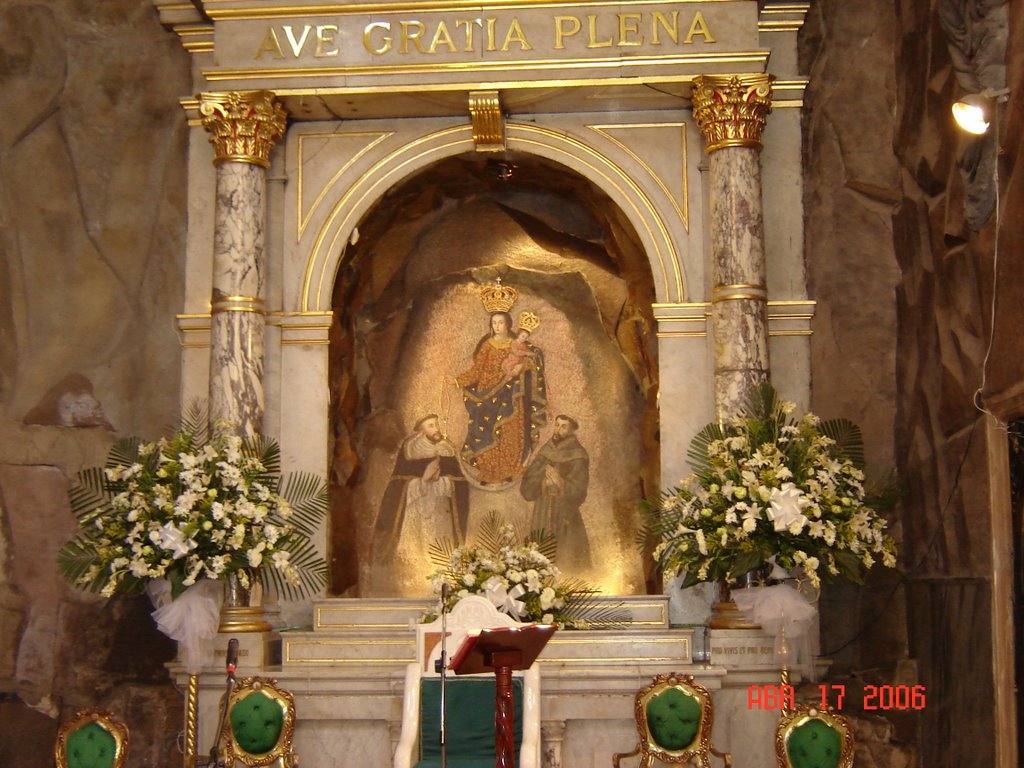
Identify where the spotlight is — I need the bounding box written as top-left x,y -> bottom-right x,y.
952,87 -> 1010,135
489,159 -> 516,181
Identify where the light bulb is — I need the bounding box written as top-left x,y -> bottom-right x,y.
952,98 -> 990,135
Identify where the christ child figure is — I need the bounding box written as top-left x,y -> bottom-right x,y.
501,311 -> 541,379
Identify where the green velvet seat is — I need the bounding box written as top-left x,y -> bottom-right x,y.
416,677 -> 524,768
66,722 -> 117,768
221,677 -> 298,768
613,673 -> 731,768
645,687 -> 702,751
55,709 -> 129,768
230,689 -> 285,755
775,706 -> 853,768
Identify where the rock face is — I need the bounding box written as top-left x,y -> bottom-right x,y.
0,2 -> 189,765
803,0 -> 1021,765
328,154 -> 661,598
0,1 -> 188,436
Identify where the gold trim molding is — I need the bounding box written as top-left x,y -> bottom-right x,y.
468,90 -> 506,152
691,73 -> 774,152
711,283 -> 768,303
199,91 -> 288,167
211,295 -> 267,314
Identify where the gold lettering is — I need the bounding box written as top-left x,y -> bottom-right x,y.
455,19 -> 482,52
364,22 -> 392,54
587,14 -> 612,48
254,28 -> 285,59
400,20 -> 427,54
554,16 -> 581,49
429,20 -> 457,53
485,18 -> 498,51
315,24 -> 339,57
684,11 -> 715,43
651,11 -> 679,45
617,13 -> 642,46
283,25 -> 312,56
501,18 -> 532,51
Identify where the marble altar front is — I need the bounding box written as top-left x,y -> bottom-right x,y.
178,596 -> 787,767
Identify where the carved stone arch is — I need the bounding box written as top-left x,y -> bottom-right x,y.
300,122 -> 689,313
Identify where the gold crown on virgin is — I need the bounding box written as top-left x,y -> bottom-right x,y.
479,278 -> 518,314
517,311 -> 540,334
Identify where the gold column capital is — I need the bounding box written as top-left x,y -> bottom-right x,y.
691,74 -> 775,153
199,90 -> 287,167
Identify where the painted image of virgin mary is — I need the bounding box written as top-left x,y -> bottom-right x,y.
456,299 -> 548,485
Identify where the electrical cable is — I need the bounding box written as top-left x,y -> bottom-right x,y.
973,93 -> 1009,429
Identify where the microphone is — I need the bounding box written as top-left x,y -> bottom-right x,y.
437,585 -> 450,768
226,638 -> 239,681
209,638 -> 239,768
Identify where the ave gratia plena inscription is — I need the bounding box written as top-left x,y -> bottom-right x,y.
254,9 -> 716,58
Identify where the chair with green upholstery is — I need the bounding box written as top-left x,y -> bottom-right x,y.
219,676 -> 298,768
613,673 -> 731,768
775,705 -> 853,768
55,709 -> 129,768
393,595 -> 541,768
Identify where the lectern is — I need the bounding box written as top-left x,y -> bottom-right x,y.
449,624 -> 556,768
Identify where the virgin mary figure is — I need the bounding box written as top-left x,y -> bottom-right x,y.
456,283 -> 548,485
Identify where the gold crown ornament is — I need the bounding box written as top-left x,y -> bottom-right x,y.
517,311 -> 540,334
479,278 -> 518,314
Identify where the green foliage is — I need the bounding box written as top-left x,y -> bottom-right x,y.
58,415 -> 328,603
428,511 -> 626,629
640,384 -> 899,588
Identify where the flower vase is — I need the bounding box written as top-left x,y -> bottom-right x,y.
707,568 -> 772,629
219,571 -> 273,633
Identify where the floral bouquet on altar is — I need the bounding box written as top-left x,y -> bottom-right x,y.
58,411 -> 328,602
642,384 -> 898,590
426,513 -> 623,629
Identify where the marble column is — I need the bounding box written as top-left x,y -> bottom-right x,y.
691,74 -> 774,420
199,91 -> 287,437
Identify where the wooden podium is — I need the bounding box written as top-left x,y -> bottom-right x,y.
449,624 -> 556,768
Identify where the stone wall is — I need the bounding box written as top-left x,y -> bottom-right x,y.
0,2 -> 190,766
802,0 -> 1021,765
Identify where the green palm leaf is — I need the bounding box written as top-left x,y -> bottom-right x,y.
69,467 -> 112,521
262,537 -> 327,601
820,418 -> 865,467
428,537 -> 458,570
244,434 -> 282,477
277,472 -> 329,535
178,400 -> 209,443
686,422 -> 725,472
105,437 -> 141,469
476,510 -> 514,552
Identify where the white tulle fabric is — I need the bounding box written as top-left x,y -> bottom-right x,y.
732,583 -> 818,681
147,579 -> 223,674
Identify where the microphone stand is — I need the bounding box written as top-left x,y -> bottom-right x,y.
207,637 -> 238,768
434,585 -> 450,768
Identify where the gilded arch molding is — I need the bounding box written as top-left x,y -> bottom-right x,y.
299,121 -> 689,312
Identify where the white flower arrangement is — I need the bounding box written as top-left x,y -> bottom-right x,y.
427,513 -> 620,629
59,416 -> 328,601
643,385 -> 898,589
